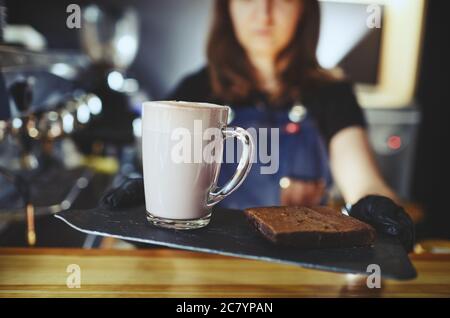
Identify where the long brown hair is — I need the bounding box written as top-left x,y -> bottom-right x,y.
207,0 -> 337,105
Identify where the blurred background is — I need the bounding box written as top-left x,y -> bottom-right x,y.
0,0 -> 448,249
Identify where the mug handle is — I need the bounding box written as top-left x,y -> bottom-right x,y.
206,126 -> 254,207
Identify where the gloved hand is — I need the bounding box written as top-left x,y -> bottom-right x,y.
100,177 -> 145,210
349,195 -> 415,253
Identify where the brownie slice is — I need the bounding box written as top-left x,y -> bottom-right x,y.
244,206 -> 376,248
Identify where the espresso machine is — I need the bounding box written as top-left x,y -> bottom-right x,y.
73,4 -> 142,157
0,2 -> 144,246
75,3 -> 145,193
0,44 -> 101,244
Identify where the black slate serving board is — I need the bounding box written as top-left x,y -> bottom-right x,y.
55,206 -> 417,280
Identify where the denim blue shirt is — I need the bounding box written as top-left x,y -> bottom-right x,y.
217,103 -> 331,210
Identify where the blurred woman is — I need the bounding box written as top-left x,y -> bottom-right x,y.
102,0 -> 414,251
170,0 -> 392,206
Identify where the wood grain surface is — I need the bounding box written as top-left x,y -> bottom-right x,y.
0,248 -> 449,298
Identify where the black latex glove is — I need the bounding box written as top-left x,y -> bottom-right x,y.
349,195 -> 415,253
100,177 -> 145,210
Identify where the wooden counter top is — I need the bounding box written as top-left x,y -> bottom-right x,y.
0,248 -> 449,297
